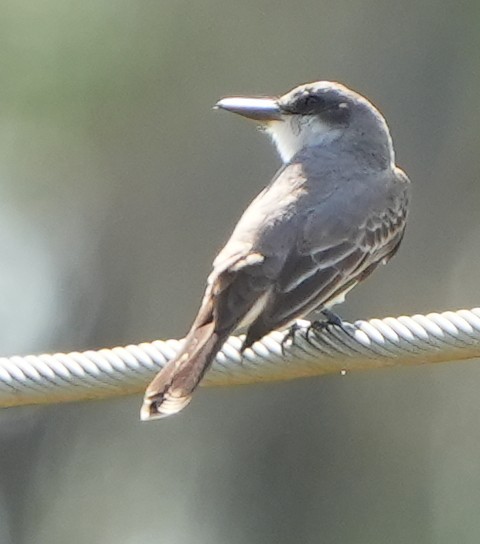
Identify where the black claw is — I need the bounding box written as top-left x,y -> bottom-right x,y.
320,309 -> 345,327
307,309 -> 355,339
306,320 -> 329,342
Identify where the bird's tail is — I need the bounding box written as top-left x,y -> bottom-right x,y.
140,319 -> 228,420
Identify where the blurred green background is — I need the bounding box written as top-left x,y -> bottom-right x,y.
1,1 -> 480,543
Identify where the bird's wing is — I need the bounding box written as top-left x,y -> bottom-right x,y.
242,169 -> 410,348
202,162 -> 311,333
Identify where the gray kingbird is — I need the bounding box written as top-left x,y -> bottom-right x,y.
141,81 -> 410,420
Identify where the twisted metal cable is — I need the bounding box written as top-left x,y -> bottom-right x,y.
1,307 -> 480,409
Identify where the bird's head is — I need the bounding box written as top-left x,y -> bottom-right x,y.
216,81 -> 394,167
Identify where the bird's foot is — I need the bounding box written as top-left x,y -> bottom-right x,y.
281,322 -> 302,355
306,309 -> 355,340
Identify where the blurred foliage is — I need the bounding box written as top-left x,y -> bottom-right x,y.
1,1 -> 480,543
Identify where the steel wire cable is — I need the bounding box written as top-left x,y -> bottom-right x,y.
1,307 -> 480,409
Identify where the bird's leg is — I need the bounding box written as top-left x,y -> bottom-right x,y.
320,309 -> 345,327
307,309 -> 355,340
281,322 -> 302,355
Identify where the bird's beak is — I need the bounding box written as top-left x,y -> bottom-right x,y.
215,97 -> 283,121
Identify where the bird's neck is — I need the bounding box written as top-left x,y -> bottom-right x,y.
266,119 -> 343,163
266,120 -> 394,170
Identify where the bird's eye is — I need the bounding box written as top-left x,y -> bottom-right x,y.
304,95 -> 320,108
301,94 -> 325,113
283,92 -> 325,115
281,91 -> 350,124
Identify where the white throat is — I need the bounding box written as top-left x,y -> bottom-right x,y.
266,116 -> 341,163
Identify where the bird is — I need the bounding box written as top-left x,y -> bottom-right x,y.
141,81 -> 410,420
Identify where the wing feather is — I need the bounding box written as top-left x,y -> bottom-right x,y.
243,184 -> 409,348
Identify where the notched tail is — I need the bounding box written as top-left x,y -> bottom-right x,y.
140,322 -> 226,421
